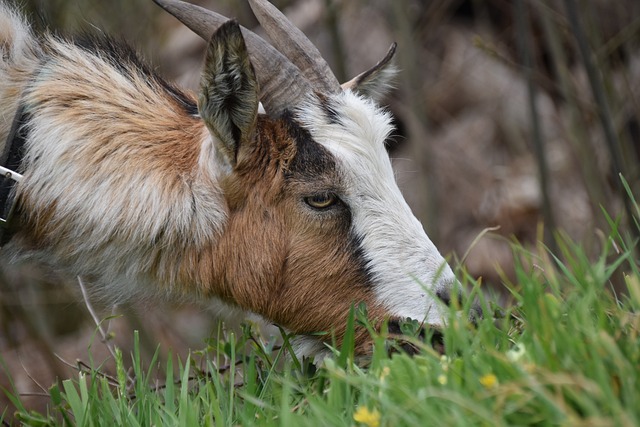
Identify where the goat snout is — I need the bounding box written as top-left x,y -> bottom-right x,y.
384,285 -> 484,356
435,286 -> 457,308
436,287 -> 484,324
444,287 -> 485,324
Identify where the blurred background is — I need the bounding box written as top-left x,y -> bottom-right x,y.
2,0 -> 639,415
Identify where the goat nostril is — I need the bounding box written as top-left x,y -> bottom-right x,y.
430,329 -> 445,354
436,288 -> 452,307
437,287 -> 466,308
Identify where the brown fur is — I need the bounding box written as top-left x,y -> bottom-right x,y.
194,116 -> 387,342
1,10 -> 421,355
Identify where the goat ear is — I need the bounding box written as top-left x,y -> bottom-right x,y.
341,43 -> 397,103
199,20 -> 259,167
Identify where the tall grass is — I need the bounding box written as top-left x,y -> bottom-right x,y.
3,193 -> 638,426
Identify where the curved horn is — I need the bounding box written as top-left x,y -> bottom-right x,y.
152,0 -> 312,117
247,0 -> 339,94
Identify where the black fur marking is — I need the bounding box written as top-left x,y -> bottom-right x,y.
347,232 -> 375,286
436,288 -> 454,307
73,34 -> 198,116
282,111 -> 337,180
159,79 -> 199,116
281,112 -> 375,287
0,103 -> 31,245
1,104 -> 30,174
317,94 -> 342,125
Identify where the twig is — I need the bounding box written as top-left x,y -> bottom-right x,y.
53,353 -> 80,370
18,357 -> 48,394
54,353 -> 122,389
72,279 -> 135,385
460,226 -> 501,265
535,0 -> 610,228
17,392 -> 50,398
290,398 -> 308,413
514,0 -> 557,253
76,360 -> 120,387
76,276 -> 119,362
129,358 -> 245,400
563,0 -> 639,243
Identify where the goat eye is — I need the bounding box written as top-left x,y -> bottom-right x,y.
304,193 -> 337,209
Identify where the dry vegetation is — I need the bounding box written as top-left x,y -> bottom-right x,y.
1,0 -> 639,419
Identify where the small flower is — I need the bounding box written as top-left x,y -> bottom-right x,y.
479,374 -> 498,389
440,355 -> 451,372
506,343 -> 526,362
437,374 -> 448,385
380,366 -> 391,381
353,406 -> 381,427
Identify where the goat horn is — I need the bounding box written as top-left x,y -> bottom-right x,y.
152,0 -> 312,117
247,0 -> 340,94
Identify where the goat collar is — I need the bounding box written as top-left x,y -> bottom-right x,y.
0,103 -> 28,246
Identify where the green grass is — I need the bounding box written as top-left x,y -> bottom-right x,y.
3,207 -> 640,426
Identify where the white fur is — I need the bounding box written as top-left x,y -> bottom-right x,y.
7,37 -> 229,301
1,4 -> 455,354
16,115 -> 226,301
295,91 -> 455,324
0,4 -> 42,144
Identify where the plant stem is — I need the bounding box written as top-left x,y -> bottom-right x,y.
563,0 -> 639,241
514,0 -> 557,252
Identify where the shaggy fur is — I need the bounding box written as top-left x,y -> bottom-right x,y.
0,3 -> 456,357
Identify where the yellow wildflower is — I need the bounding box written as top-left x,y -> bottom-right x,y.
440,355 -> 450,372
353,406 -> 381,427
479,374 -> 498,389
437,374 -> 447,385
380,366 -> 391,381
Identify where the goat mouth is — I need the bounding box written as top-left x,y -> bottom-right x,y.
391,330 -> 445,356
385,318 -> 446,356
383,297 -> 485,357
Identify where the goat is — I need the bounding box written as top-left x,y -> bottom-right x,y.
0,0 -> 457,357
